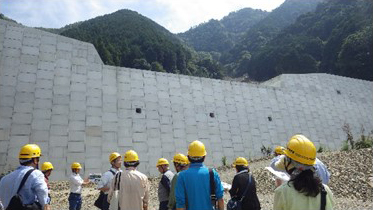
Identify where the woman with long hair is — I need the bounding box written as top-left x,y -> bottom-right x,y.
273,135 -> 334,210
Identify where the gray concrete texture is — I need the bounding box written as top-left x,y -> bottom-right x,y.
0,20 -> 372,179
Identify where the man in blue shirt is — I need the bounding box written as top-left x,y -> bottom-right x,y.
0,144 -> 50,210
175,140 -> 224,210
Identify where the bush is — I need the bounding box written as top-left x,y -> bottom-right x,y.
221,156 -> 227,166
260,145 -> 272,157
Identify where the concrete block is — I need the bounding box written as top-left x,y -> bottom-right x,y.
3,38 -> 21,49
56,59 -> 71,69
9,135 -> 29,149
52,105 -> 69,115
5,29 -> 23,40
87,116 -> 102,126
103,86 -> 117,95
51,115 -> 68,125
0,96 -> 14,107
31,119 -> 50,130
71,73 -> 87,83
53,95 -> 69,105
71,91 -> 86,101
68,142 -> 85,152
102,142 -> 118,152
102,122 -> 116,132
71,83 -> 86,92
31,130 -> 49,142
69,121 -> 85,131
22,46 -> 39,55
50,125 -> 68,135
103,113 -> 117,122
41,35 -> 57,45
38,61 -> 55,71
87,97 -> 102,107
86,126 -> 102,137
67,153 -> 85,166
118,137 -> 133,147
11,124 -> 31,135
15,92 -> 34,103
40,44 -> 56,53
103,103 -> 117,113
87,88 -> 102,98
147,120 -> 160,129
57,42 -> 72,51
23,37 -> 40,47
12,113 -> 32,124
133,142 -> 148,153
86,136 -> 101,147
39,52 -> 55,62
33,109 -> 52,119
133,133 -> 147,142
49,135 -> 68,147
85,158 -> 102,169
85,147 -> 101,158
87,71 -> 102,80
87,79 -> 102,89
86,107 -> 102,116
34,99 -> 52,109
35,89 -> 53,99
0,86 -> 15,96
35,71 -> 53,82
49,147 -> 65,158
0,75 -> 17,86
16,82 -> 35,93
21,55 -> 38,65
70,101 -> 86,111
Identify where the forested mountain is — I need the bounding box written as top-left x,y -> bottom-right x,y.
241,0 -> 373,81
223,0 -> 324,75
178,8 -> 268,53
39,9 -> 225,79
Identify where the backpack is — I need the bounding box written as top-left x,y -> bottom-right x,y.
6,169 -> 42,210
209,168 -> 217,210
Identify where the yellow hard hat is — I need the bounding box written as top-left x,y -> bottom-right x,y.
71,162 -> 82,169
233,157 -> 248,167
173,153 -> 189,165
284,134 -> 316,165
41,162 -> 54,171
19,144 -> 42,159
123,150 -> 139,162
156,158 -> 169,167
274,146 -> 285,155
188,140 -> 206,157
109,152 -> 121,163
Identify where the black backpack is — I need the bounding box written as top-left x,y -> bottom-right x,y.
6,169 -> 42,210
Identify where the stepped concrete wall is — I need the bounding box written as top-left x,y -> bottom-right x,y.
0,20 -> 372,179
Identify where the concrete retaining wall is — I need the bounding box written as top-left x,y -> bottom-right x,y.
0,20 -> 372,179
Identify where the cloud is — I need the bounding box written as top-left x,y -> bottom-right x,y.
0,0 -> 285,33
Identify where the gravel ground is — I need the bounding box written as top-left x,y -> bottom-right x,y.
49,148 -> 373,209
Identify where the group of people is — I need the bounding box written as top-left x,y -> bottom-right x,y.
0,134 -> 335,210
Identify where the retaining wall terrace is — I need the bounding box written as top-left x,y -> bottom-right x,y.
0,20 -> 372,179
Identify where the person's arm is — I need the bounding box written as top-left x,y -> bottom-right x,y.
143,177 -> 149,210
229,175 -> 238,197
273,187 -> 285,210
217,199 -> 224,210
82,177 -> 90,185
213,169 -> 224,201
168,175 -> 178,210
33,172 -> 49,207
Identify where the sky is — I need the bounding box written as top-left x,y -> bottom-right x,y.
1,0 -> 286,33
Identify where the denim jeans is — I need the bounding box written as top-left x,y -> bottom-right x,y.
159,200 -> 169,210
68,193 -> 82,210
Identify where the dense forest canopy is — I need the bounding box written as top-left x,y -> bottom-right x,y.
2,0 -> 372,81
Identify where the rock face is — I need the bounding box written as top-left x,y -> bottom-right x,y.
1,19 -> 373,179
48,148 -> 372,209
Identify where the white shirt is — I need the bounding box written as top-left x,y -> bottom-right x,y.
0,166 -> 49,208
69,173 -> 83,194
97,167 -> 122,194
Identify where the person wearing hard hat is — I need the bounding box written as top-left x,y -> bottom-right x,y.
41,162 -> 54,204
228,157 -> 260,210
108,150 -> 149,210
175,140 -> 224,210
273,145 -> 330,185
0,144 -> 50,210
69,162 -> 90,210
156,158 -> 174,210
168,154 -> 189,210
95,152 -> 122,210
273,134 -> 334,210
